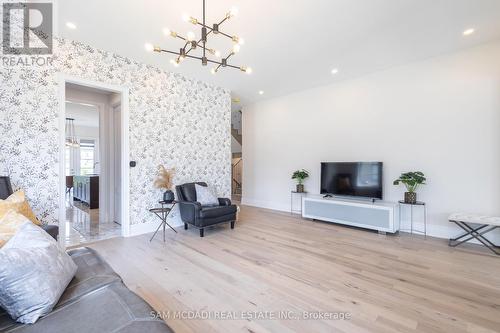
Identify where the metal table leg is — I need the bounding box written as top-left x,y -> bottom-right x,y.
410,204 -> 413,235
449,221 -> 500,255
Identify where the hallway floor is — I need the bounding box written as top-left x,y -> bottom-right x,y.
64,194 -> 121,246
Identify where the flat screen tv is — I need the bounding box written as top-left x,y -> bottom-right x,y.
320,162 -> 383,199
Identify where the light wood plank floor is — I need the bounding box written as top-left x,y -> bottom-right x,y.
90,205 -> 500,333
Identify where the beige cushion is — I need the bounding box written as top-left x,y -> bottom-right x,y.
0,211 -> 33,248
0,190 -> 40,226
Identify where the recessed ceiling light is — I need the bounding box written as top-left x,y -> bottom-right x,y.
331,68 -> 339,75
463,28 -> 475,36
258,91 -> 264,95
66,22 -> 77,29
144,43 -> 154,52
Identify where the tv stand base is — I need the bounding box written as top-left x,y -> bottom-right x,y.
302,197 -> 399,233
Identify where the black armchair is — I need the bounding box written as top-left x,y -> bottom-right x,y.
175,182 -> 237,237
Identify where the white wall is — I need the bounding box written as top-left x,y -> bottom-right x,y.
243,40 -> 500,240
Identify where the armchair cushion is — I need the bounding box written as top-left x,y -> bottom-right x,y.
177,182 -> 207,202
200,205 -> 237,219
195,184 -> 219,206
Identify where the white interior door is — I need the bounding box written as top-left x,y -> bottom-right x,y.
113,105 -> 122,224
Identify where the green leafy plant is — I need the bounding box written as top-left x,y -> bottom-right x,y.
291,169 -> 310,185
393,171 -> 426,192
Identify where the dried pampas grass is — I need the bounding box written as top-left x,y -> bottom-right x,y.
153,165 -> 175,190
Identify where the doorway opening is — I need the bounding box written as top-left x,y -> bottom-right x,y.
60,78 -> 129,247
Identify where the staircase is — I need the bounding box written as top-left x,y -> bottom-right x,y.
232,158 -> 242,196
231,110 -> 242,145
231,110 -> 242,201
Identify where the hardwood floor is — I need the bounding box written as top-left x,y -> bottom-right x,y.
89,205 -> 500,333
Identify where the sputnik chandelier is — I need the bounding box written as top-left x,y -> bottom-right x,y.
148,0 -> 251,74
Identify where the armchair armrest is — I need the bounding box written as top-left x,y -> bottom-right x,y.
177,201 -> 202,224
218,198 -> 232,206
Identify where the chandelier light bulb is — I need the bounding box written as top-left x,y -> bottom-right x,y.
463,28 -> 475,36
144,43 -> 154,52
162,27 -> 171,36
187,31 -> 196,41
232,44 -> 241,53
170,59 -> 179,67
240,66 -> 252,74
210,68 -> 217,75
238,37 -> 245,45
215,50 -> 221,58
182,13 -> 190,22
229,6 -> 239,18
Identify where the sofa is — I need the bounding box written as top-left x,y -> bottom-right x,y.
0,247 -> 173,333
175,182 -> 237,237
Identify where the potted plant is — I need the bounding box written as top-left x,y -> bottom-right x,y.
393,171 -> 426,204
153,165 -> 175,203
291,169 -> 309,193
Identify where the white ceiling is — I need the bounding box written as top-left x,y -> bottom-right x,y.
57,0 -> 500,106
66,102 -> 99,128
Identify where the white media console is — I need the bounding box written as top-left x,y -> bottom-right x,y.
302,195 -> 399,233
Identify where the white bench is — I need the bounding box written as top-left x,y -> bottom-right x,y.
449,213 -> 500,255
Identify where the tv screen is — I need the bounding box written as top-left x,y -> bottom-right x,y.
320,162 -> 383,199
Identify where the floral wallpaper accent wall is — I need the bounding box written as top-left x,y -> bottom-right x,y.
0,39 -> 232,226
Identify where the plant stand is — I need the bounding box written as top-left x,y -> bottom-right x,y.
290,191 -> 307,215
398,201 -> 427,237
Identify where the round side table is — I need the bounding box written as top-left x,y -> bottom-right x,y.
291,191 -> 307,215
398,200 -> 427,236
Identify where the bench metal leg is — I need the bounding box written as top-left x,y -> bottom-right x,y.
449,221 -> 500,255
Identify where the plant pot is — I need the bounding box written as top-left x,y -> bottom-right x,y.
404,192 -> 417,204
163,190 -> 174,203
296,184 -> 304,193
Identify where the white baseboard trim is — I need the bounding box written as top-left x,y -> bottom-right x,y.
241,196 -> 500,243
241,197 -> 290,213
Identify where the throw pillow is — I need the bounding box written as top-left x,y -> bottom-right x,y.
0,221 -> 77,324
195,184 -> 219,205
0,190 -> 40,225
0,210 -> 33,248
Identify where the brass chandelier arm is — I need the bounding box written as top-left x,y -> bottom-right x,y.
157,49 -> 240,70
217,15 -> 229,26
195,21 -> 233,40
